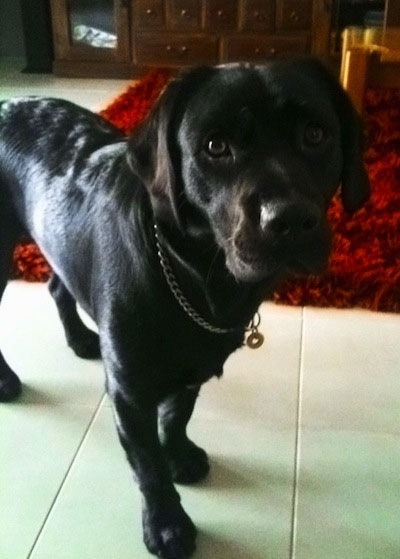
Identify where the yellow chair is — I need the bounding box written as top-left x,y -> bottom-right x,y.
340,26 -> 400,113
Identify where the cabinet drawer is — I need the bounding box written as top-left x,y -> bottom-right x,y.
167,0 -> 201,30
276,0 -> 312,31
135,33 -> 218,66
204,0 -> 238,31
133,0 -> 165,28
221,35 -> 309,62
240,0 -> 275,32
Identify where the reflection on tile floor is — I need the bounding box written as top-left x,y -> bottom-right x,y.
1,59 -> 400,558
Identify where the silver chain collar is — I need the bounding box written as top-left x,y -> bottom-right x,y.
154,224 -> 264,348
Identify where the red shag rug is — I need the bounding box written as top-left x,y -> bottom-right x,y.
12,70 -> 400,313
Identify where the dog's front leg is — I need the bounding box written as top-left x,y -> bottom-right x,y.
109,380 -> 197,559
158,387 -> 210,485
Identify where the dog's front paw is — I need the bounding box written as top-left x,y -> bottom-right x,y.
68,330 -> 101,360
0,358 -> 22,402
165,439 -> 210,485
0,373 -> 22,402
143,503 -> 197,559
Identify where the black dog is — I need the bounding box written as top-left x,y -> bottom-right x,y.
0,58 -> 369,558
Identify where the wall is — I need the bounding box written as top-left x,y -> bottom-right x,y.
0,0 -> 25,57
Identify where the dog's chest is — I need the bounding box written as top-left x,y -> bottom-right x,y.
127,313 -> 245,389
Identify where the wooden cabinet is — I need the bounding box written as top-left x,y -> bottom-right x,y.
203,0 -> 238,32
168,1 -> 202,30
50,0 -> 332,78
221,35 -> 308,62
239,1 -> 275,32
276,0 -> 313,31
135,33 -> 218,66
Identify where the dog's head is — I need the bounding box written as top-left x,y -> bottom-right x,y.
128,58 -> 370,283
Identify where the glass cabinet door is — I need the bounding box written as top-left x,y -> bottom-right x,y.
69,0 -> 117,49
51,0 -> 130,62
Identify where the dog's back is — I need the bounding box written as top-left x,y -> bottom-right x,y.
0,98 -> 130,299
0,97 -> 125,216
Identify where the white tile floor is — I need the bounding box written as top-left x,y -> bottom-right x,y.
1,58 -> 400,559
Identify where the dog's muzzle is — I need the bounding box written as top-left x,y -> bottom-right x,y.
225,199 -> 330,283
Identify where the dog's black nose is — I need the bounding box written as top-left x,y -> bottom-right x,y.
260,201 -> 321,239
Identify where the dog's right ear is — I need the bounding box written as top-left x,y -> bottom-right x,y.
127,67 -> 216,230
327,75 -> 371,213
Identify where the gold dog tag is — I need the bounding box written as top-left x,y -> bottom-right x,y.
246,330 -> 264,349
246,312 -> 264,349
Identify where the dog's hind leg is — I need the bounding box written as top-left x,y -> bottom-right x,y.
48,273 -> 101,359
0,227 -> 22,401
158,386 -> 210,484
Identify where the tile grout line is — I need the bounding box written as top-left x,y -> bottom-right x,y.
289,307 -> 306,559
27,392 -> 107,558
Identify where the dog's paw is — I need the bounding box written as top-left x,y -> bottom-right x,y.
0,369 -> 22,402
68,330 -> 101,360
143,504 -> 197,559
165,439 -> 210,485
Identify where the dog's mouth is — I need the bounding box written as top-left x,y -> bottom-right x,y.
224,238 -> 331,284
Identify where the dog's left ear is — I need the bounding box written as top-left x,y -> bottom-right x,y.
127,77 -> 181,227
309,59 -> 370,213
332,82 -> 371,213
127,67 -> 216,229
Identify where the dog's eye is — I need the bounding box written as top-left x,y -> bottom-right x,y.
206,137 -> 230,158
303,123 -> 325,147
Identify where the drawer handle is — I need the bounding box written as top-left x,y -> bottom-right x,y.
290,11 -> 299,23
146,8 -> 155,16
181,9 -> 188,17
254,11 -> 265,22
255,47 -> 277,56
165,45 -> 189,56
217,9 -> 224,17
